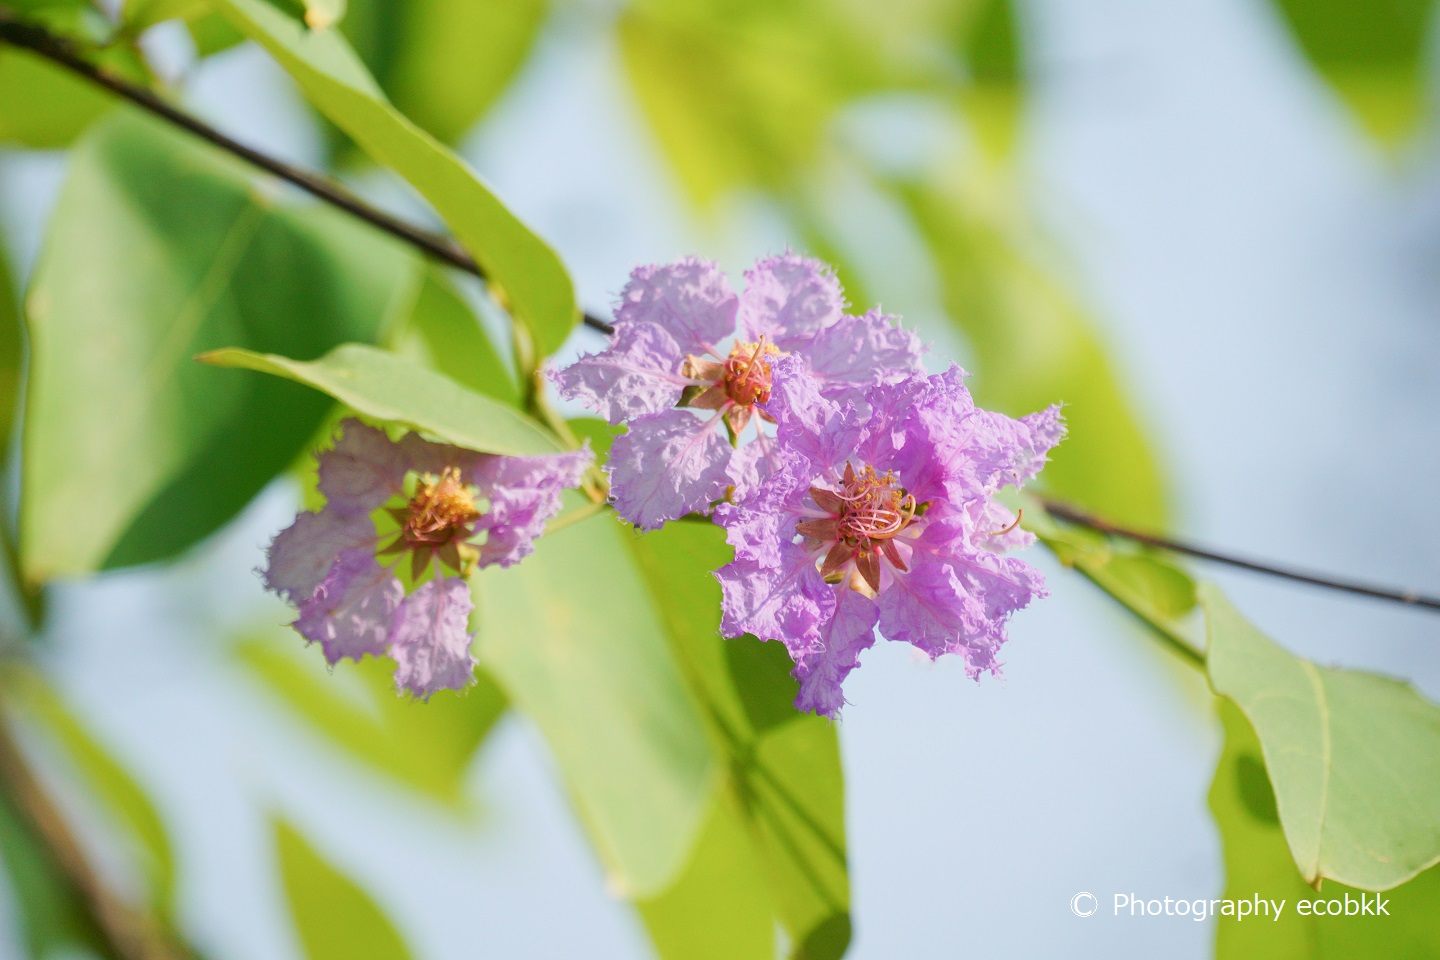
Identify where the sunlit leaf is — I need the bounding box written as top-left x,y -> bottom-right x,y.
0,230 -> 20,456
273,817 -> 413,960
5,667 -> 176,910
237,631 -> 506,806
1203,585 -> 1440,890
0,49 -> 113,148
902,178 -> 1169,528
199,343 -> 559,455
214,0 -> 578,356
472,507 -> 716,897
1267,0 -> 1435,144
390,268 -> 520,407
1210,701 -> 1440,957
21,113 -> 415,580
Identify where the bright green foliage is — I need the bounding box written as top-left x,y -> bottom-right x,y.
238,632 -> 507,807
473,508 -> 717,897
389,268 -> 521,408
273,817 -> 414,960
904,180 -> 1168,528
0,50 -> 114,149
1210,701 -> 1440,958
21,114 -> 414,580
200,343 -> 559,455
337,0 -> 549,150
1269,0 -> 1435,144
1204,585 -> 1440,890
628,521 -> 850,959
214,0 -> 579,357
5,667 -> 177,912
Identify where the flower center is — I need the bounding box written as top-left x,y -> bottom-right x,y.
381,467 -> 483,578
796,462 -> 921,594
720,339 -> 780,406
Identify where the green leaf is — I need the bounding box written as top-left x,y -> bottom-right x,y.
1268,0 -> 1435,144
901,178 -> 1169,528
627,522 -> 850,958
1210,700 -> 1440,958
5,667 -> 176,911
199,343 -> 559,455
0,48 -> 114,148
0,229 -> 20,455
1203,584 -> 1440,890
472,506 -> 716,897
273,817 -> 413,960
0,786 -> 107,957
237,630 -> 506,805
337,0 -> 548,149
21,113 -> 415,580
213,0 -> 578,356
389,268 -> 520,407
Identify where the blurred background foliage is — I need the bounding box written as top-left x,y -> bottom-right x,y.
0,0 -> 1436,958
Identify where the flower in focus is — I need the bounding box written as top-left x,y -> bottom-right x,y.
550,254 -> 923,528
714,367 -> 1064,717
262,419 -> 591,697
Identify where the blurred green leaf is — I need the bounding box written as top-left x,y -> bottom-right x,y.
0,787 -> 106,957
956,0 -> 1022,156
337,0 -> 548,151
390,268 -> 520,407
5,667 -> 176,912
214,0 -> 578,356
21,113 -> 415,580
902,178 -> 1169,528
628,521 -> 850,959
1211,700 -> 1440,957
200,343 -> 559,454
237,631 -> 506,805
122,0 -> 210,31
0,49 -> 114,148
0,230 -> 20,456
273,817 -> 413,960
1268,0 -> 1435,144
472,506 -> 716,897
1203,585 -> 1440,890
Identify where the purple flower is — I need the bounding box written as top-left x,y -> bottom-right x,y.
263,419 -> 591,697
714,367 -> 1063,717
550,254 -> 924,529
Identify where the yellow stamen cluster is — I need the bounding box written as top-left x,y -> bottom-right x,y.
380,467 -> 482,579
796,462 -> 921,594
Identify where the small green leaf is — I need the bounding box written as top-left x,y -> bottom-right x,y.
1203,585 -> 1440,890
0,48 -> 114,148
389,269 -> 520,407
1210,701 -> 1440,958
273,817 -> 413,960
200,343 -> 560,455
213,0 -> 578,355
6,668 -> 176,911
22,113 -> 415,579
473,505 -> 716,897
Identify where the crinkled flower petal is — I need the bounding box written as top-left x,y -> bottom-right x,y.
717,539 -> 836,661
471,448 -> 593,567
389,577 -> 477,698
615,258 -> 738,354
263,509 -> 376,604
294,547 -> 403,664
549,321 -> 689,424
802,308 -> 924,390
607,409 -> 732,528
740,253 -> 844,343
317,419 -> 409,514
794,588 -> 878,718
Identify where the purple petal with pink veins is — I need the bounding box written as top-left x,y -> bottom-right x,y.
389,577 -> 477,698
263,509 -> 376,604
794,588 -> 878,718
614,258 -> 738,355
804,309 -> 925,390
607,409 -> 732,529
550,321 -> 690,424
317,419 -> 409,514
471,448 -> 593,567
740,253 -> 845,343
293,548 -> 402,664
716,539 -> 836,660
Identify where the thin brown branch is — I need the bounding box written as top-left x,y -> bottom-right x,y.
0,11 -> 613,335
0,707 -> 190,960
1039,498 -> 1440,613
